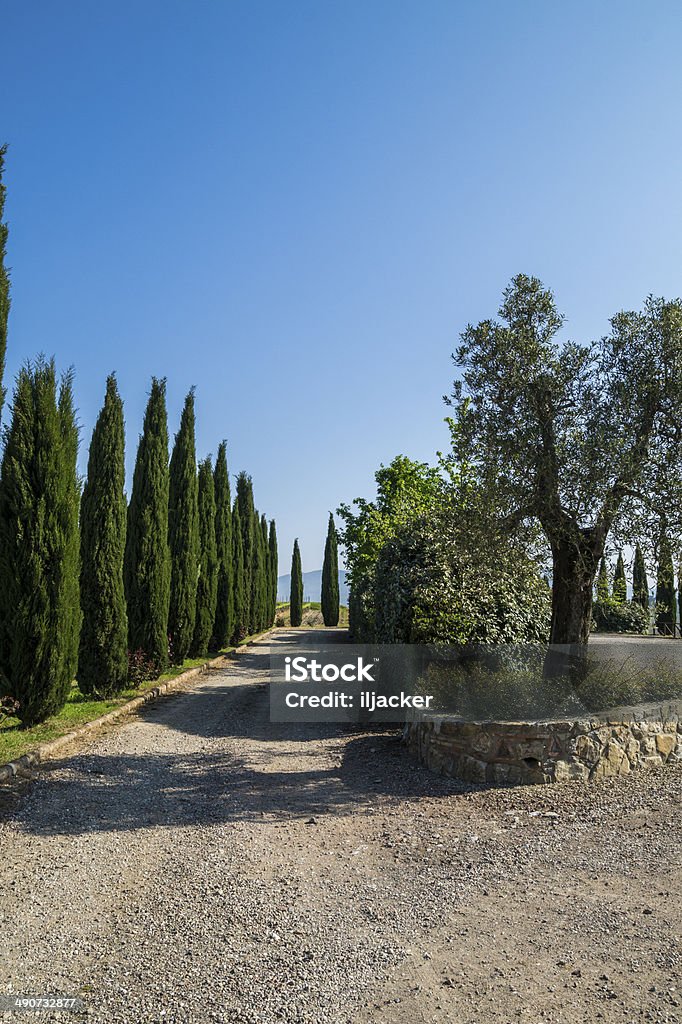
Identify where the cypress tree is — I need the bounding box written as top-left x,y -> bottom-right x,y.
612,551 -> 627,604
596,557 -> 609,602
167,389 -> 199,663
268,520 -> 278,625
0,359 -> 81,724
78,375 -> 128,697
236,472 -> 257,631
212,440 -> 233,650
632,543 -> 649,611
124,378 -> 171,676
656,528 -> 676,636
231,501 -> 247,642
321,512 -> 340,626
250,505 -> 262,633
258,513 -> 269,630
0,146 -> 10,417
192,457 -> 218,657
290,539 -> 303,627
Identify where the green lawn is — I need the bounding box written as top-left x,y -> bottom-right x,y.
0,634 -> 265,766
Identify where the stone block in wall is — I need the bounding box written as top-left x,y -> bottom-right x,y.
593,740 -> 630,778
573,734 -> 602,765
553,759 -> 590,783
655,733 -> 676,760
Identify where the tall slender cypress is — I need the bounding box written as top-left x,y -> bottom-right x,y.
612,551 -> 627,604
656,528 -> 676,637
632,543 -> 649,611
212,441 -> 233,650
0,359 -> 81,724
124,378 -> 171,676
596,557 -> 609,602
231,502 -> 246,642
192,457 -> 218,657
290,539 -> 303,627
256,513 -> 269,631
78,375 -> 128,696
0,146 -> 10,417
236,472 -> 257,632
321,512 -> 340,626
251,510 -> 261,632
167,389 -> 199,663
268,520 -> 278,624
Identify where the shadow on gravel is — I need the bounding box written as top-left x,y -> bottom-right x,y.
13,732 -> 468,838
10,628 -> 470,837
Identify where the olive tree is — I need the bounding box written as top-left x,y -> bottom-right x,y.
450,274 -> 682,669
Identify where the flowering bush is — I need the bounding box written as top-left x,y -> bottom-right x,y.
127,649 -> 159,687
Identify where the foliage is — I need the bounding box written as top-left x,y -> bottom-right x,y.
290,539 -> 303,627
211,441 -> 233,650
167,389 -> 199,663
632,542 -> 649,609
251,512 -> 267,633
231,502 -> 247,642
126,647 -> 161,687
338,455 -> 440,641
78,375 -> 128,696
0,359 -> 81,724
374,498 -> 551,646
192,457 -> 218,657
449,274 -> 682,646
0,695 -> 19,726
236,472 -> 257,633
340,412 -> 550,647
592,597 -> 648,634
612,551 -> 627,603
321,512 -> 340,626
422,652 -> 682,720
268,520 -> 278,626
655,528 -> 676,636
124,377 -> 171,676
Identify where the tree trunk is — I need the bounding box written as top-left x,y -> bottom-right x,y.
543,531 -> 603,681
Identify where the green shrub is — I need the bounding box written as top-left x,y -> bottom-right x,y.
592,598 -> 648,634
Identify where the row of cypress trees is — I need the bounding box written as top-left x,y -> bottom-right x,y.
0,155 -> 278,724
595,539 -> 681,635
82,378 -> 278,700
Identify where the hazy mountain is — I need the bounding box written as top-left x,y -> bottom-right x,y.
277,569 -> 349,605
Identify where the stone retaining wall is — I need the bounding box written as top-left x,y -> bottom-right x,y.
404,714 -> 682,785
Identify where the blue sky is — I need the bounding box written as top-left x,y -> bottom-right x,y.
3,1 -> 682,574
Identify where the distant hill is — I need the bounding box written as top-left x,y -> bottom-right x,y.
278,569 -> 349,605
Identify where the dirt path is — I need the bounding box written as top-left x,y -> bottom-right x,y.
1,628 -> 681,1023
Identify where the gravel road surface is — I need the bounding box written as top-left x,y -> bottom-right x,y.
1,628 -> 681,1023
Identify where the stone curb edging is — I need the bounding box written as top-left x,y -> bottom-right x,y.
0,630 -> 275,783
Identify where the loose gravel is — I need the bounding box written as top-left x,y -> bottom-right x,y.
1,629 -> 681,1023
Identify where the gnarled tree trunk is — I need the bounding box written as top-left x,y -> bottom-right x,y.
543,526 -> 605,681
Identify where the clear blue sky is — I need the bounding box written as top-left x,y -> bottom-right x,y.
3,1 -> 682,574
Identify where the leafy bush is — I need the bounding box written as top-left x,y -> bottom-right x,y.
127,649 -> 160,687
420,649 -> 682,720
592,598 -> 648,634
374,501 -> 551,646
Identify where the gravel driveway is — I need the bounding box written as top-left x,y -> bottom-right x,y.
1,628 -> 681,1023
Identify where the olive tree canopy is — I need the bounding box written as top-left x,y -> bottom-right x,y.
450,274 -> 682,659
